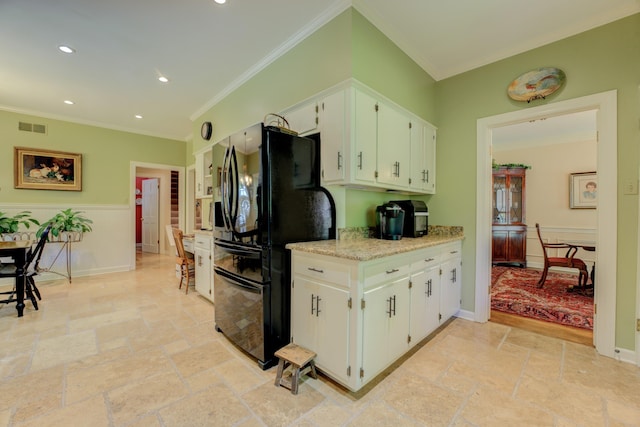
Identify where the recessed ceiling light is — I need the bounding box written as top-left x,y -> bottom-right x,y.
64,100 -> 74,105
214,0 -> 226,4
135,115 -> 143,119
58,45 -> 75,54
158,76 -> 169,83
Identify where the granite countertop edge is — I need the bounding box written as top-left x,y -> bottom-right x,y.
286,234 -> 464,262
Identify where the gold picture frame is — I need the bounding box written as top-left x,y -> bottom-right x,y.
14,147 -> 82,191
569,171 -> 597,209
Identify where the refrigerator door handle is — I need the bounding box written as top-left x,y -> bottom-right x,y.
229,145 -> 240,234
221,147 -> 232,232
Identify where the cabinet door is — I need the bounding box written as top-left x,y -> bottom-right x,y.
409,122 -> 424,192
377,102 -> 411,188
194,247 -> 212,300
292,276 -> 350,382
362,276 -> 410,381
440,257 -> 461,323
285,101 -> 318,135
410,264 -> 440,344
320,90 -> 346,183
423,125 -> 436,194
353,89 -> 378,184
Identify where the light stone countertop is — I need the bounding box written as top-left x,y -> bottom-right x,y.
286,233 -> 464,262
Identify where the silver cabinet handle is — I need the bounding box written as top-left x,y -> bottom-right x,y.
358,152 -> 363,170
386,268 -> 399,274
425,258 -> 435,262
308,267 -> 324,273
337,152 -> 342,170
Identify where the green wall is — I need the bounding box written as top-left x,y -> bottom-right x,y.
0,111 -> 185,205
434,13 -> 640,349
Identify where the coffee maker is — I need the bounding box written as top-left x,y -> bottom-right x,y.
376,202 -> 405,240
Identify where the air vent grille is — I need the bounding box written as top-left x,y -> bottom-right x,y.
18,121 -> 47,134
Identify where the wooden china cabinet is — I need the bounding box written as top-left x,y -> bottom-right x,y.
492,166 -> 527,267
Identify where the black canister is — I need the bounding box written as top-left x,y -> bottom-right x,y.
376,202 -> 405,240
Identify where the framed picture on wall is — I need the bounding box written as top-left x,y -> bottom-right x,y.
14,147 -> 82,191
569,171 -> 597,209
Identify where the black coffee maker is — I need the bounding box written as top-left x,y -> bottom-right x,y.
376,202 -> 405,240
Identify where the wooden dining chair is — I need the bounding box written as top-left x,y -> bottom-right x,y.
535,223 -> 588,288
171,228 -> 195,294
0,223 -> 52,310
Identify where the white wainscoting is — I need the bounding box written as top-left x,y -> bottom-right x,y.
526,225 -> 597,272
0,204 -> 132,285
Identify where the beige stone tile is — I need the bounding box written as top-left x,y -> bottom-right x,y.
0,352 -> 31,379
170,340 -> 235,378
400,347 -> 453,382
305,400 -> 354,426
125,414 -> 163,427
95,317 -> 149,344
30,329 -> 98,371
16,395 -> 109,427
523,350 -> 562,382
12,391 -> 63,423
212,358 -> 270,393
516,374 -> 605,425
163,338 -> 192,355
242,381 -> 325,426
159,383 -> 251,427
349,400 -> 423,426
67,308 -> 140,333
0,408 -> 10,427
0,365 -> 64,412
504,327 -> 564,357
65,348 -> 175,404
606,398 -> 640,426
438,370 -> 478,396
461,385 -> 555,426
184,368 -> 222,392
128,320 -> 184,352
107,372 -> 190,425
446,357 -> 520,395
382,371 -> 464,425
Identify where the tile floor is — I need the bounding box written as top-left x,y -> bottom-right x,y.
1,252 -> 640,426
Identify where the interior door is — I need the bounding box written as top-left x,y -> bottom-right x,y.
142,178 -> 159,253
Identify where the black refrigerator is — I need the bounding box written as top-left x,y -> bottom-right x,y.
213,123 -> 335,369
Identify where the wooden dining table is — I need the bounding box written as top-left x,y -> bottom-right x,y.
0,240 -> 33,317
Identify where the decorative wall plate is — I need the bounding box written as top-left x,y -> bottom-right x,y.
507,67 -> 566,102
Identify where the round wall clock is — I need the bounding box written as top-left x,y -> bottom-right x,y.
201,121 -> 213,141
507,67 -> 566,103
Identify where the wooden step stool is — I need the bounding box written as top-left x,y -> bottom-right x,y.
274,343 -> 318,395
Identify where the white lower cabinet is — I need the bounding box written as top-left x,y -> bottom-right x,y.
361,267 -> 410,383
409,249 -> 441,344
194,232 -> 214,302
440,243 -> 462,323
290,239 -> 462,392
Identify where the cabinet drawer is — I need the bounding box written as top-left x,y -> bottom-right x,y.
440,242 -> 462,261
411,251 -> 441,270
364,260 -> 410,288
195,234 -> 211,249
294,256 -> 351,287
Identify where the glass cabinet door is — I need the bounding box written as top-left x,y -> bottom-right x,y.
509,176 -> 523,223
493,176 -> 507,223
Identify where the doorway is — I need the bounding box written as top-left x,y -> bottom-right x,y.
490,110 -> 597,343
475,91 -> 618,358
130,162 -> 185,270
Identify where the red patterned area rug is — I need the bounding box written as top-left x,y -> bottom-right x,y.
491,266 -> 594,330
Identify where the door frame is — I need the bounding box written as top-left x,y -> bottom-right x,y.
475,90 -> 617,358
130,161 -> 185,269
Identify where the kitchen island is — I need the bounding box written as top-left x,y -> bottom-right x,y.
286,226 -> 463,392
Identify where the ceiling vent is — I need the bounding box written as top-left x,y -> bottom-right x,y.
18,121 -> 47,134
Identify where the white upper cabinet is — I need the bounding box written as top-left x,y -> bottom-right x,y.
195,148 -> 213,199
280,80 -> 437,194
284,101 -> 318,136
409,121 -> 436,194
352,88 -> 378,185
319,90 -> 346,183
376,101 -> 411,189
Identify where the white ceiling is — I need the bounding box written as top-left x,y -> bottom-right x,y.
1,0 -> 638,142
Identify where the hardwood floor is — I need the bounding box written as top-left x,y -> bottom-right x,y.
490,310 -> 593,346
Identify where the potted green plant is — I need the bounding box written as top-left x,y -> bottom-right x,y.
0,210 -> 40,235
37,209 -> 93,239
